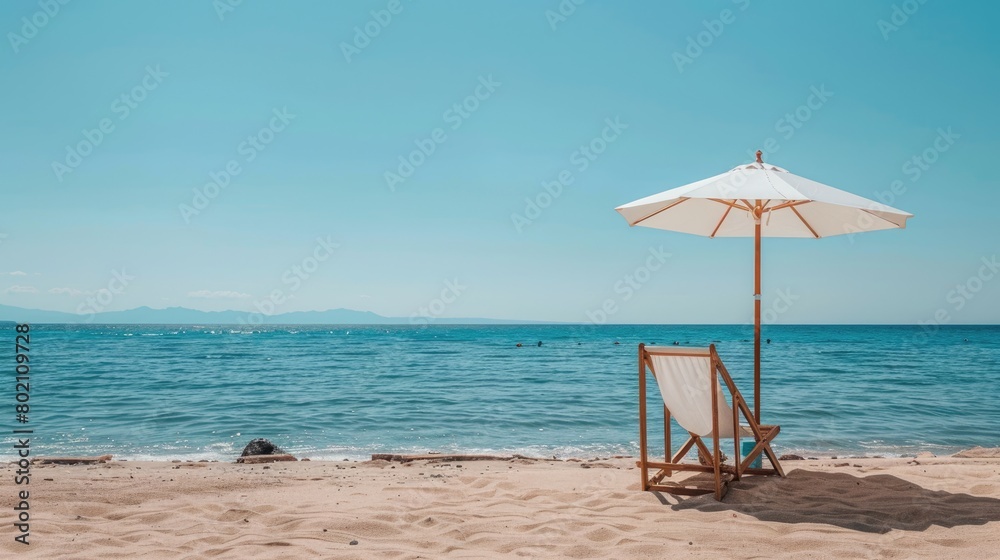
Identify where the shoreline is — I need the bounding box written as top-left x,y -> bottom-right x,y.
3,443 -> 982,465
3,449 -> 999,558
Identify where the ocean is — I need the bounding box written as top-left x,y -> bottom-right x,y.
5,324 -> 998,461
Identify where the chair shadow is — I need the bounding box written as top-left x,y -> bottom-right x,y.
665,469 -> 1000,534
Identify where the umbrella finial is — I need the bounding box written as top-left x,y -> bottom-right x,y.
755,150 -> 763,163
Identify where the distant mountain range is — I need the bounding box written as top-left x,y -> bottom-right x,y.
0,304 -> 542,325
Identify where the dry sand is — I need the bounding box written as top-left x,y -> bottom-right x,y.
2,452 -> 1000,559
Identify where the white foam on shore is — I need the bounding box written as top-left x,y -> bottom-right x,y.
104,443 -> 963,464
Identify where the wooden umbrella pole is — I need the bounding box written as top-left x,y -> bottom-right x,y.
754,200 -> 762,424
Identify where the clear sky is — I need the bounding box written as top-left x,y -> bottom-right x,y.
2,0 -> 998,324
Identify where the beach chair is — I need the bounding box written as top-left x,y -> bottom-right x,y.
638,344 -> 784,500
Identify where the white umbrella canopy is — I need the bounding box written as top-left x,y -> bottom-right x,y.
615,151 -> 912,422
616,154 -> 911,237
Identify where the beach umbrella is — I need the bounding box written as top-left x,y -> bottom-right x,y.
615,150 -> 912,423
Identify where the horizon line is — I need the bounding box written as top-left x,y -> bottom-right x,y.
1,304 -> 996,327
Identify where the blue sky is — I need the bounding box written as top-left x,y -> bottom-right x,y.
1,0 -> 998,324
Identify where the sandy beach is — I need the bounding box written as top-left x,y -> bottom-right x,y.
3,451 -> 999,559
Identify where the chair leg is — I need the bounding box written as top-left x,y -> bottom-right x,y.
739,427 -> 784,477
759,428 -> 785,477
732,415 -> 741,481
715,478 -> 729,501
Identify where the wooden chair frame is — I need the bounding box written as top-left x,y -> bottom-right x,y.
638,343 -> 784,500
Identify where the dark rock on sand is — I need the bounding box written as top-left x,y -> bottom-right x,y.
779,454 -> 805,461
240,438 -> 284,457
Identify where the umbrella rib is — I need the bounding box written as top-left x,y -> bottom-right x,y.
631,198 -> 689,226
709,198 -> 751,211
769,200 -> 811,211
709,204 -> 733,238
789,206 -> 820,238
858,207 -> 905,228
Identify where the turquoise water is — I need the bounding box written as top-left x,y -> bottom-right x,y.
3,324 -> 998,461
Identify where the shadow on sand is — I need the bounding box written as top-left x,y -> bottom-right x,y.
664,469 -> 1000,534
